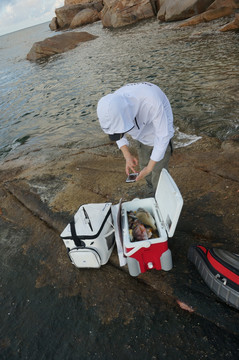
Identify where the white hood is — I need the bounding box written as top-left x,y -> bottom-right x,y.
97,93 -> 135,135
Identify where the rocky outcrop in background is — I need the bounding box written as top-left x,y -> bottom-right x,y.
49,0 -> 239,31
26,32 -> 97,61
28,0 -> 239,61
49,0 -> 103,30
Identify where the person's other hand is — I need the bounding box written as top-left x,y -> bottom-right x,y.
136,160 -> 157,181
136,166 -> 151,181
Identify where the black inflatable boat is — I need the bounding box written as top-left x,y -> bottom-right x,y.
188,245 -> 239,310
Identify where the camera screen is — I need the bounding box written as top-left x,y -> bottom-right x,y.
126,173 -> 138,182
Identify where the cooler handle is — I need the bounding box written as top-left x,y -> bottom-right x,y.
125,240 -> 151,257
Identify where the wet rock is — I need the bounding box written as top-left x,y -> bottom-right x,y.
221,135 -> 239,152
4,180 -> 68,232
70,8 -> 100,28
101,0 -> 155,28
157,0 -> 214,22
1,136 -> 239,343
208,0 -> 239,10
179,0 -> 239,27
220,12 -> 239,30
26,32 -> 97,61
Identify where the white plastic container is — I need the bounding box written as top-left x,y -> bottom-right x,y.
60,202 -> 115,268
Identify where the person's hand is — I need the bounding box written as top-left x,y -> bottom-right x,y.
136,159 -> 157,181
120,145 -> 138,175
136,166 -> 151,181
125,154 -> 138,175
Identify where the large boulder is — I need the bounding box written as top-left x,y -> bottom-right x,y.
179,0 -> 239,27
55,1 -> 103,29
100,0 -> 155,28
157,0 -> 215,22
70,8 -> 100,28
65,0 -> 99,5
26,32 -> 97,61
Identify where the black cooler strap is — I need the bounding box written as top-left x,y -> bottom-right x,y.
70,220 -> 85,248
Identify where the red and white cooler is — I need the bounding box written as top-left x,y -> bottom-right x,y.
112,169 -> 183,276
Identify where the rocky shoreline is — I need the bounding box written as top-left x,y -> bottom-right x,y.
1,134 -> 239,356
1,135 -> 238,310
26,0 -> 239,61
50,0 -> 239,32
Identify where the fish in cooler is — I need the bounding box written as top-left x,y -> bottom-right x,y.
135,208 -> 156,230
127,208 -> 158,242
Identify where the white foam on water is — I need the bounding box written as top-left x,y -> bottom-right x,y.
173,127 -> 202,148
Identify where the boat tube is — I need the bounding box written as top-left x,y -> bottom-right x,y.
188,245 -> 239,310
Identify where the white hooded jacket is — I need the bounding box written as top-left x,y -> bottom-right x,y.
97,82 -> 174,162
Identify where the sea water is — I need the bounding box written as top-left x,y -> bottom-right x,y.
0,19 -> 238,161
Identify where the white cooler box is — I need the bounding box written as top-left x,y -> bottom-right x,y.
112,169 -> 183,276
60,202 -> 115,268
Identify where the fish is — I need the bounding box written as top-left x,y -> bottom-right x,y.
135,208 -> 156,230
127,208 -> 158,242
146,227 -> 152,239
132,220 -> 148,241
127,211 -> 137,228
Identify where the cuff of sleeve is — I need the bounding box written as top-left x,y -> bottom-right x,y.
150,147 -> 165,162
116,137 -> 129,149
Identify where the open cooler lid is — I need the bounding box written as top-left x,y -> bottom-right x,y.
61,202 -> 112,239
155,169 -> 183,237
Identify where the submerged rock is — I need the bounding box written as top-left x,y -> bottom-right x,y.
26,32 -> 97,61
